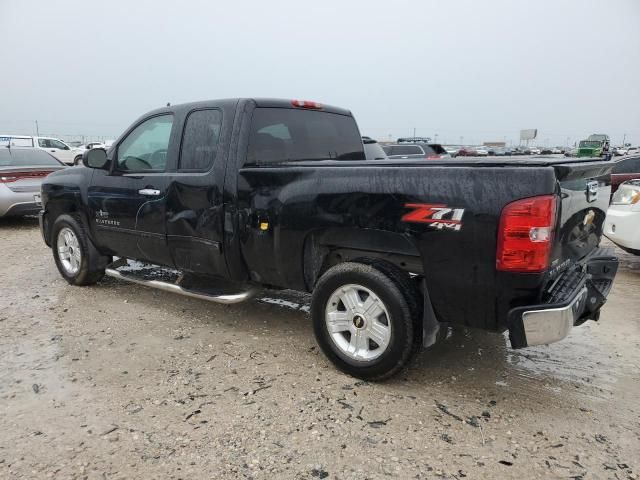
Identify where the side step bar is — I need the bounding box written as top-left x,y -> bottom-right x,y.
104,268 -> 257,305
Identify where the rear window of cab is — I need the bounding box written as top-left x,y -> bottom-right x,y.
246,108 -> 365,164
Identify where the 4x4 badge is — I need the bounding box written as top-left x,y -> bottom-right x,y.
402,203 -> 465,231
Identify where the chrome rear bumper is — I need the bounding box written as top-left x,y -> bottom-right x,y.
508,248 -> 618,349
520,287 -> 588,346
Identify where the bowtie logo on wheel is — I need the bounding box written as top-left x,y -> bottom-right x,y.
401,203 -> 465,231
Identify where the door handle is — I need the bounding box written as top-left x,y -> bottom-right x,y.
138,188 -> 161,196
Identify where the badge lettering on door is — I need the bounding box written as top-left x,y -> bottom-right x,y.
95,209 -> 120,226
402,203 -> 465,231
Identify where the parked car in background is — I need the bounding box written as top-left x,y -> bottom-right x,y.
626,147 -> 639,156
362,137 -> 387,160
456,146 -> 478,157
475,146 -> 488,156
80,142 -> 107,150
0,135 -> 82,165
0,147 -> 65,217
383,144 -> 432,159
551,147 -> 563,154
564,148 -> 578,157
444,146 -> 459,157
489,147 -> 513,157
396,138 -> 451,159
489,147 -> 512,156
529,147 -> 541,155
384,143 -> 450,160
613,147 -> 628,156
604,179 -> 640,255
610,156 -> 640,196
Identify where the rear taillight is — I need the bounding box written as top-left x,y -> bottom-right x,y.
0,171 -> 54,183
291,99 -> 322,109
496,195 -> 557,272
427,155 -> 441,159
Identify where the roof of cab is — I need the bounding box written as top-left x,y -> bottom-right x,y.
146,98 -> 353,117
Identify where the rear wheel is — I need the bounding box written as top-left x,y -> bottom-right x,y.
52,214 -> 108,285
311,262 -> 419,380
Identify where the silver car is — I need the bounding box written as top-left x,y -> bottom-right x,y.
0,148 -> 66,217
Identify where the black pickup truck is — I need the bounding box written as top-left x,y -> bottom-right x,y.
39,98 -> 618,379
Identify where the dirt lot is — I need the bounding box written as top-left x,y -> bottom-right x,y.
1,217 -> 639,480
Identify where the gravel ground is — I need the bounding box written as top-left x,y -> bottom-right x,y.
1,217 -> 639,479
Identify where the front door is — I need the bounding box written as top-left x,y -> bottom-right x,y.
38,138 -> 74,164
165,108 -> 228,276
88,114 -> 175,266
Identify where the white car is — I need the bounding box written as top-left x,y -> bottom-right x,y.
0,135 -> 82,165
614,147 -> 629,156
626,147 -> 639,156
475,146 -> 488,156
529,147 -> 541,155
604,180 -> 640,255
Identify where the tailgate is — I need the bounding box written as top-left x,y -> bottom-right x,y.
550,160 -> 613,269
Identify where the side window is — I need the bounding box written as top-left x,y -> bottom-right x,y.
50,139 -> 68,150
38,139 -> 50,148
117,115 -> 173,172
179,109 -> 222,171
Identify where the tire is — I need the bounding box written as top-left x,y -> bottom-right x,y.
311,261 -> 419,380
52,214 -> 108,285
74,156 -> 83,166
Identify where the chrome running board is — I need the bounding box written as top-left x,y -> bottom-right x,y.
104,268 -> 257,304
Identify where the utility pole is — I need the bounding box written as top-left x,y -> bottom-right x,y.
622,133 -> 626,146
413,127 -> 416,138
35,120 -> 39,136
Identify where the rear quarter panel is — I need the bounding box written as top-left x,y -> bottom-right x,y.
236,162 -> 557,330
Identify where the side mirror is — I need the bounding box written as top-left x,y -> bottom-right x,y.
83,148 -> 109,170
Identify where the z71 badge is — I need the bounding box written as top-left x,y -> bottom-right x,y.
402,203 -> 465,231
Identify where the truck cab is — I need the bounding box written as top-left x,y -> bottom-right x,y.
578,134 -> 611,158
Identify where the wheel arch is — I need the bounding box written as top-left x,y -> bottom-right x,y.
302,227 -> 423,291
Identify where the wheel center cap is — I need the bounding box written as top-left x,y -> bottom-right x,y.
353,314 -> 366,329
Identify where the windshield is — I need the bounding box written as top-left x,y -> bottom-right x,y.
579,141 -> 601,148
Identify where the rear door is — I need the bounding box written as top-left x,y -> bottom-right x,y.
237,105 -> 365,286
165,107 -> 228,276
88,114 -> 175,265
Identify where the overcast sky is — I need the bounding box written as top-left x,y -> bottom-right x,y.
1,0 -> 638,146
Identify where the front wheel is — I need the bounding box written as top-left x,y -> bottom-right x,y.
73,155 -> 83,166
52,214 -> 108,285
311,262 -> 419,380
